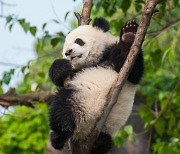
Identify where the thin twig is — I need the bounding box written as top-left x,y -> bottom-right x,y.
148,17 -> 180,38
49,0 -> 70,30
0,0 -> 16,7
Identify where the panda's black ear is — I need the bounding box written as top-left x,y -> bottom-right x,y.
92,18 -> 110,32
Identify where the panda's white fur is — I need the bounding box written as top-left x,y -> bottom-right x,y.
63,25 -> 119,70
68,66 -> 136,140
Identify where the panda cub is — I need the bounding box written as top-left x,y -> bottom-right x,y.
49,18 -> 144,154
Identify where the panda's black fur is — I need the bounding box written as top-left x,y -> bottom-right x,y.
49,18 -> 144,154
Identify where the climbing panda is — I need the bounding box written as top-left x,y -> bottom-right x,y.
49,18 -> 144,154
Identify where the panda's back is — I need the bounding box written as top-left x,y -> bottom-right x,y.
68,66 -> 136,140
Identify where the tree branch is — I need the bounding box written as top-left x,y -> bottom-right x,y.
147,17 -> 180,39
0,91 -> 54,108
74,0 -> 92,26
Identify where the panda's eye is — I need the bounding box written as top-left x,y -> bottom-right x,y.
75,38 -> 85,46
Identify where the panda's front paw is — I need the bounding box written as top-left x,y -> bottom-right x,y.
49,59 -> 72,87
120,20 -> 138,44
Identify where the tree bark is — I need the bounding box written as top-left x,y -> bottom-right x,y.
0,90 -> 54,108
74,0 -> 92,26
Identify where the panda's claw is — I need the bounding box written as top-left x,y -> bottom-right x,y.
122,20 -> 138,34
120,19 -> 138,43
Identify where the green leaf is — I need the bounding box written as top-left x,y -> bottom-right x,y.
21,66 -> 27,74
18,19 -> 25,24
139,106 -> 154,123
95,2 -> 102,11
57,32 -> 64,36
23,22 -> 30,33
168,49 -> 175,66
121,0 -> 131,13
10,69 -> 15,75
174,0 -> 180,6
43,35 -> 51,46
177,121 -> 180,130
18,19 -> 30,33
134,1 -> 143,12
178,63 -> 180,78
24,73 -> 29,82
64,11 -> 70,21
6,16 -> 13,24
9,23 -> 14,32
155,118 -> 165,136
168,113 -> 176,130
38,72 -> 45,78
124,125 -> 133,135
30,26 -> 37,36
116,0 -> 124,8
0,86 -> 3,94
161,47 -> 170,64
114,136 -> 125,147
51,37 -> 60,47
42,23 -> 47,30
2,72 -> 11,85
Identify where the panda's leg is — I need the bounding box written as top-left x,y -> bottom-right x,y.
91,132 -> 112,154
49,88 -> 75,149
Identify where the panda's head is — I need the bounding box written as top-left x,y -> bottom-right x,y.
63,18 -> 118,70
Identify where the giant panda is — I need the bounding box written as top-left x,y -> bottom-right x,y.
49,18 -> 144,154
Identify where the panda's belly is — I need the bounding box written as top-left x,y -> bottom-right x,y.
102,81 -> 136,135
68,66 -> 136,140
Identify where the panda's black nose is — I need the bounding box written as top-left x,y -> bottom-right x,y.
65,49 -> 72,56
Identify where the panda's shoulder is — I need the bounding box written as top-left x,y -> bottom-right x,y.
100,43 -> 119,63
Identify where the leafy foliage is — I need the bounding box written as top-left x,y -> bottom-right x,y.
0,104 -> 49,153
113,125 -> 136,147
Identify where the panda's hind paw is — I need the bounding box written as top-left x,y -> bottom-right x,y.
120,20 -> 138,43
50,131 -> 65,150
91,132 -> 112,154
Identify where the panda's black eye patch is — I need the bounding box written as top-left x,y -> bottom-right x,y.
75,38 -> 85,46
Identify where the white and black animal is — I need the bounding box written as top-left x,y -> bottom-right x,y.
49,18 -> 144,154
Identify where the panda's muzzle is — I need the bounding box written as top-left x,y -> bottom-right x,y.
65,49 -> 72,56
70,54 -> 83,61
